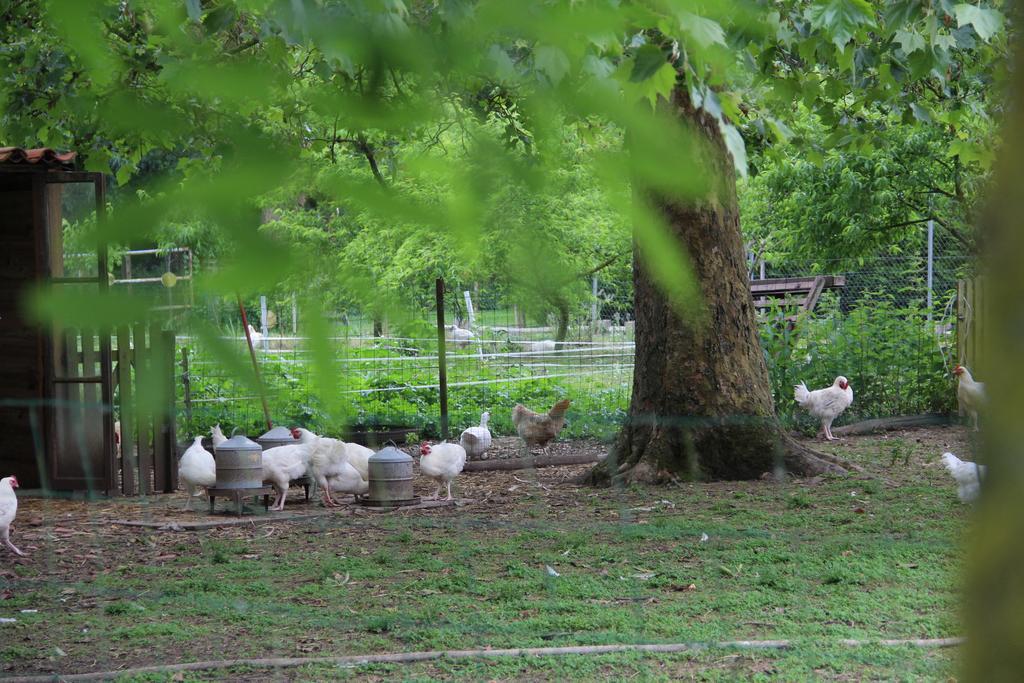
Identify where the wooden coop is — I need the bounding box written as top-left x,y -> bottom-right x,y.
0,147 -> 115,491
0,147 -> 177,495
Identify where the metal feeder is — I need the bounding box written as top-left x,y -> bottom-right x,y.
361,444 -> 420,508
257,426 -> 297,450
214,435 -> 263,489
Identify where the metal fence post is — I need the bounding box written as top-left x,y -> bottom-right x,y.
926,218 -> 934,323
435,278 -> 449,440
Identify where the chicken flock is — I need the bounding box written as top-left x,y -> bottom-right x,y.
0,362 -> 990,558
170,399 -> 572,517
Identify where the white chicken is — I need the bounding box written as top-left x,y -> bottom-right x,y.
446,324 -> 474,348
178,436 -> 216,510
327,464 -> 369,501
942,452 -> 986,503
419,442 -> 467,501
294,427 -> 369,507
460,411 -> 492,460
953,365 -> 986,432
0,476 -> 24,557
794,376 -> 853,441
247,323 -> 263,345
261,441 -> 312,511
210,424 -> 227,449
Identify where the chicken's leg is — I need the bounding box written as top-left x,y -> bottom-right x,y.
427,483 -> 442,500
182,491 -> 193,511
445,481 -> 453,501
972,411 -> 980,432
2,528 -> 24,557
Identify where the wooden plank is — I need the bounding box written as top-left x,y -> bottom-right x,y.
151,330 -> 170,493
117,326 -> 136,495
133,322 -> 153,495
801,276 -> 827,312
164,330 -> 178,492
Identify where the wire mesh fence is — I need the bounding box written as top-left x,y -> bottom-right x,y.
176,235 -> 971,442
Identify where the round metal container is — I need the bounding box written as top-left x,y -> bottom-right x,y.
257,426 -> 297,451
363,445 -> 417,507
215,435 -> 263,489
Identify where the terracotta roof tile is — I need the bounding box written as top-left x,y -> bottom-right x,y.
0,147 -> 77,168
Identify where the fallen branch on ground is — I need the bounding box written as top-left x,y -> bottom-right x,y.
832,414 -> 953,436
3,638 -> 965,682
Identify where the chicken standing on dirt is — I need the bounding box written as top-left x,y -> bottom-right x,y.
262,440 -> 312,511
942,452 -> 986,503
512,399 -> 571,455
953,366 -> 986,432
419,442 -> 466,501
294,427 -> 369,507
794,376 -> 853,441
460,411 -> 492,459
0,476 -> 25,557
178,436 -> 216,510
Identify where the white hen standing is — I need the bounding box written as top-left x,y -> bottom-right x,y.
419,442 -> 466,501
942,452 -> 986,503
262,441 -> 312,511
179,436 -> 217,510
794,376 -> 853,441
0,476 -> 25,557
460,411 -> 492,460
953,366 -> 986,432
294,427 -> 369,507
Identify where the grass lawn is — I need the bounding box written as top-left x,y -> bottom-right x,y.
0,427 -> 974,680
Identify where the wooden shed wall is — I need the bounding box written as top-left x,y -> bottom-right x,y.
0,174 -> 47,486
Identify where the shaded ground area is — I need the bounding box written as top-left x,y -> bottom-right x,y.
1,427 -> 976,680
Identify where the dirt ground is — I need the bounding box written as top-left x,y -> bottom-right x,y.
0,425 -> 976,680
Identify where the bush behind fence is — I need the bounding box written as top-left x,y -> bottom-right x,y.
177,254 -> 966,442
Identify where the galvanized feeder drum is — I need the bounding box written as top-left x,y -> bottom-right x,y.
362,445 -> 419,508
257,426 -> 297,451
215,435 -> 263,489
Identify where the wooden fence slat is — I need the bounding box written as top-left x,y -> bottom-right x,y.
164,330 -> 178,492
151,330 -> 171,493
133,322 -> 153,496
117,327 -> 137,495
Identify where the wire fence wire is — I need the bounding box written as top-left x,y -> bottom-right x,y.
175,232 -> 969,442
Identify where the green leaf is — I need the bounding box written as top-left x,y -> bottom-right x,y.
637,62 -> 677,108
953,4 -> 1004,42
630,44 -> 667,82
909,102 -> 932,122
805,0 -> 876,50
721,123 -> 748,178
678,12 -> 726,49
535,46 -> 570,85
933,33 -> 957,52
894,29 -> 925,54
883,0 -> 923,29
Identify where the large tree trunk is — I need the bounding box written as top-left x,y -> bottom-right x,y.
586,86 -> 843,485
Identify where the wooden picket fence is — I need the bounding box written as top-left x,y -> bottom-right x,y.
956,277 -> 986,375
113,325 -> 178,495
